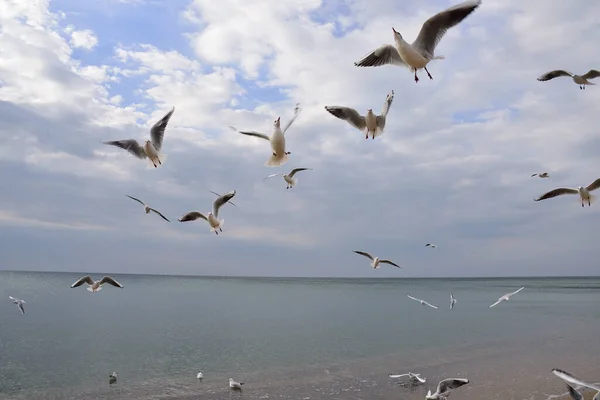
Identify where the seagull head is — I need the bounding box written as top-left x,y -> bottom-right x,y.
578,186 -> 584,191
273,117 -> 281,127
392,27 -> 402,39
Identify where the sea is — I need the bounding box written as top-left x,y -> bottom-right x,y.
0,271 -> 599,400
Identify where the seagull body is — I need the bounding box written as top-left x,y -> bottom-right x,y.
9,296 -> 25,314
450,293 -> 457,310
538,70 -> 600,90
103,107 -> 174,168
552,369 -> 600,400
353,250 -> 401,269
426,378 -> 469,399
389,372 -> 427,384
531,172 -> 550,178
534,178 -> 600,207
264,168 -> 312,189
425,243 -> 438,249
407,294 -> 439,309
70,276 -> 124,292
489,287 -> 524,308
230,104 -> 301,167
229,378 -> 244,390
126,195 -> 170,222
325,91 -> 394,139
109,372 -> 118,385
197,371 -> 203,380
354,0 -> 482,82
178,190 -> 236,235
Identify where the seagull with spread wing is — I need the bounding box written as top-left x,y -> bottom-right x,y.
325,91 -> 394,139
178,191 -> 236,235
103,107 -> 174,168
538,69 -> 600,90
125,195 -> 170,222
450,293 -> 457,310
552,369 -> 600,400
534,178 -> 600,207
70,276 -> 123,293
531,172 -> 550,178
229,378 -> 244,390
407,295 -> 439,310
425,243 -> 438,249
353,250 -> 401,269
425,378 -> 469,399
389,372 -> 427,385
489,287 -> 524,308
264,168 -> 313,189
9,296 -> 26,314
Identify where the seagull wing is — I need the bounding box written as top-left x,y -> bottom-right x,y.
586,178 -> 600,192
230,126 -> 270,141
209,190 -> 236,207
288,168 -> 312,178
552,369 -> 600,392
379,259 -> 401,268
324,106 -> 366,131
565,384 -> 584,400
178,211 -> 207,222
407,294 -> 422,303
103,139 -> 147,159
263,173 -> 283,181
353,250 -> 375,261
354,44 -> 407,68
537,70 -> 574,81
150,107 -> 175,152
9,296 -> 18,303
534,188 -> 579,201
436,378 -> 469,395
424,301 -> 439,309
99,276 -> 123,288
414,375 -> 427,383
17,302 -> 25,314
389,374 -> 410,378
376,90 -> 395,130
213,190 -> 236,218
582,70 -> 600,80
531,173 -> 538,177
126,195 -> 146,207
149,208 -> 170,222
282,103 -> 302,135
507,287 -> 525,297
71,275 -> 95,288
489,298 -> 503,308
411,0 -> 482,59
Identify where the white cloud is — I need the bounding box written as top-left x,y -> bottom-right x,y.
69,29 -> 98,50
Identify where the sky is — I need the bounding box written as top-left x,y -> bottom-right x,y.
1,0 -> 600,278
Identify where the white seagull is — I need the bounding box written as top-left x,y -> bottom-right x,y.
229,378 -> 244,390
389,372 -> 427,384
109,372 -> 118,385
125,195 -> 170,222
537,69 -> 600,90
178,190 -> 236,235
230,104 -> 301,167
426,378 -> 469,399
425,243 -> 438,249
70,276 -> 124,292
354,0 -> 482,82
103,107 -> 175,168
531,172 -> 550,178
552,369 -> 600,400
324,90 -> 394,140
534,178 -> 600,207
264,167 -> 313,189
407,294 -> 439,309
353,250 -> 401,269
9,296 -> 25,314
450,293 -> 457,310
489,287 -> 524,308
197,371 -> 203,380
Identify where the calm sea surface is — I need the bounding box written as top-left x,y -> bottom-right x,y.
0,272 -> 599,400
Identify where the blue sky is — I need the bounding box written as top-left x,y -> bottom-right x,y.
1,0 -> 600,277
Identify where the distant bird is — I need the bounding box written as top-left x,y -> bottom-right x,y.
552,369 -> 600,400
109,372 -> 118,385
9,296 -> 25,314
125,195 -> 170,222
534,178 -> 600,207
229,378 -> 244,390
230,104 -> 301,167
353,250 -> 401,269
537,69 -> 600,90
489,287 -> 524,308
426,378 -> 469,399
531,172 -> 550,178
197,371 -> 203,380
325,91 -> 394,139
450,293 -> 457,310
389,372 -> 427,384
425,243 -> 438,249
178,190 -> 236,235
264,168 -> 313,189
407,294 -> 439,310
70,276 -> 124,292
103,107 -> 174,168
354,0 -> 482,82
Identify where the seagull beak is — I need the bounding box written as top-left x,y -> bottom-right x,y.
277,117 -> 281,122
392,27 -> 397,34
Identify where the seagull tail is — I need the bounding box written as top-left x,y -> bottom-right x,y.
265,153 -> 289,167
220,219 -> 225,229
373,126 -> 384,138
158,153 -> 168,164
589,193 -> 597,205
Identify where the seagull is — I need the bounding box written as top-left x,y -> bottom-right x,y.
552,369 -> 600,400
70,276 -> 124,292
425,378 -> 469,399
450,293 -> 457,310
109,372 -> 118,385
103,107 -> 175,168
178,190 -> 236,235
534,178 -> 600,207
425,243 -> 438,249
324,90 -> 394,140
264,168 -> 313,189
489,287 -> 524,308
353,250 -> 401,269
389,372 -> 427,384
537,69 -> 600,90
531,172 -> 550,178
230,104 -> 301,167
9,296 -> 25,314
407,294 -> 439,309
197,371 -> 203,380
125,195 -> 170,222
229,378 -> 244,390
354,0 -> 482,82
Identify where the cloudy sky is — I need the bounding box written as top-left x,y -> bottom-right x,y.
1,0 -> 599,278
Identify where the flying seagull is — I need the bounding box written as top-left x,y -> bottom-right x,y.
353,250 -> 401,269
534,178 -> 600,207
264,168 -> 313,189
425,378 -> 469,399
552,369 -> 600,400
537,69 -> 600,90
407,294 -> 439,309
425,243 -> 438,249
531,172 -> 550,178
450,293 -> 457,310
9,296 -> 25,314
125,195 -> 170,222
70,276 -> 124,293
178,190 -> 236,235
229,378 -> 244,390
324,90 -> 394,139
103,107 -> 175,168
230,104 -> 301,167
354,0 -> 482,82
197,371 -> 203,380
489,287 -> 524,308
109,372 -> 118,385
389,372 -> 427,384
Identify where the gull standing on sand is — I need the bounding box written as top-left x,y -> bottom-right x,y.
229,378 -> 244,390
353,250 -> 401,269
450,293 -> 457,310
230,104 -> 301,167
324,91 -> 394,139
70,276 -> 124,292
125,195 -> 170,222
178,190 -> 236,235
425,243 -> 438,249
9,296 -> 25,314
489,287 -> 524,308
109,372 -> 118,385
264,168 -> 313,189
407,295 -> 439,309
534,178 -> 600,207
103,107 -> 175,168
389,372 -> 427,385
537,69 -> 600,90
552,369 -> 600,400
425,378 -> 469,399
531,172 -> 550,178
197,371 -> 203,380
354,0 -> 482,82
